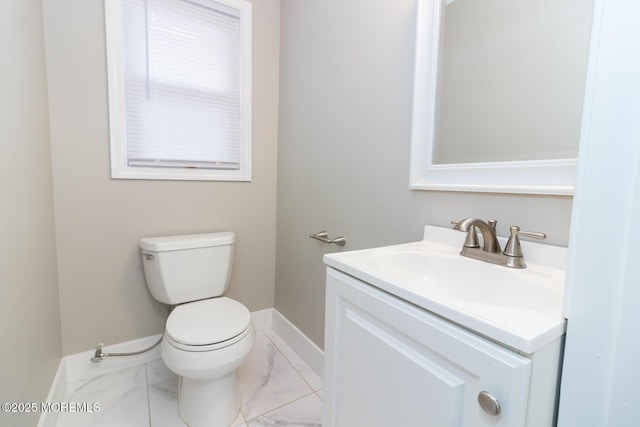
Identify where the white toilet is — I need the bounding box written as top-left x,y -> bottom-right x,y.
139,232 -> 255,427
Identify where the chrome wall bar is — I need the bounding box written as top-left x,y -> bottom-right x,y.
310,231 -> 346,246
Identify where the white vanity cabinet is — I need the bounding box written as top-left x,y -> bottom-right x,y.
323,268 -> 563,427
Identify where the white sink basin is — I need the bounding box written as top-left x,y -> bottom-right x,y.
323,225 -> 567,353
370,249 -> 562,310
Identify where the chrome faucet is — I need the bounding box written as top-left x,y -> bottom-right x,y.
452,218 -> 546,268
453,218 -> 501,253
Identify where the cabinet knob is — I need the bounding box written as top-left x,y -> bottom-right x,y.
478,391 -> 501,416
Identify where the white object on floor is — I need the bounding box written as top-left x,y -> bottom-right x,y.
140,231 -> 255,427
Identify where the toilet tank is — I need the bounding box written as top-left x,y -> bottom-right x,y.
139,232 -> 235,305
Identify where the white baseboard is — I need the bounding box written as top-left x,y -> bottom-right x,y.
66,334 -> 163,384
271,309 -> 324,378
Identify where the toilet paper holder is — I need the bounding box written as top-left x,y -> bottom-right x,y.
310,231 -> 346,246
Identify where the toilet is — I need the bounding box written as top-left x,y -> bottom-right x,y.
139,232 -> 255,427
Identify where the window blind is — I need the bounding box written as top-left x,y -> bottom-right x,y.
122,0 -> 242,169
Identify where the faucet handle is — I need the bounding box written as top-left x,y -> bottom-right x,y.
503,226 -> 546,257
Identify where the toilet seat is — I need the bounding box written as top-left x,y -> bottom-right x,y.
166,297 -> 251,351
166,326 -> 252,352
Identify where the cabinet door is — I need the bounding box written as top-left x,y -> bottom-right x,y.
323,268 -> 532,427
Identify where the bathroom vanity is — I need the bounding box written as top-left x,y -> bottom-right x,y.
322,226 -> 567,426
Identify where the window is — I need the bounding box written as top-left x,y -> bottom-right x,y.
105,0 -> 252,181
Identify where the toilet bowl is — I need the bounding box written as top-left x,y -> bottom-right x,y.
162,298 -> 255,426
140,232 -> 254,427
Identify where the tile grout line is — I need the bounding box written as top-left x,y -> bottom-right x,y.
241,330 -> 320,423
265,332 -> 314,389
263,330 -> 321,393
144,363 -> 152,427
242,390 -> 320,424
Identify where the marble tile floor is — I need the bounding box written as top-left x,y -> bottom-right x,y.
55,329 -> 323,427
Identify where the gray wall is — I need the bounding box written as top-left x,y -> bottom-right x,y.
275,0 -> 574,348
43,0 -> 281,355
0,0 -> 62,425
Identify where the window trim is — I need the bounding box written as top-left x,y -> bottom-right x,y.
104,0 -> 252,182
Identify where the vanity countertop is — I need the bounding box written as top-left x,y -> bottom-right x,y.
323,226 -> 568,354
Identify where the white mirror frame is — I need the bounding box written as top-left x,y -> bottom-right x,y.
408,0 -> 577,195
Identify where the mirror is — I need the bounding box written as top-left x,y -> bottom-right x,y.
409,0 -> 594,194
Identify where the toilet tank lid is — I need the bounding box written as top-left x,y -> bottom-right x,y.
139,232 -> 235,252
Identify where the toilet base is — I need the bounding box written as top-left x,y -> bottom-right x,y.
178,372 -> 239,427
